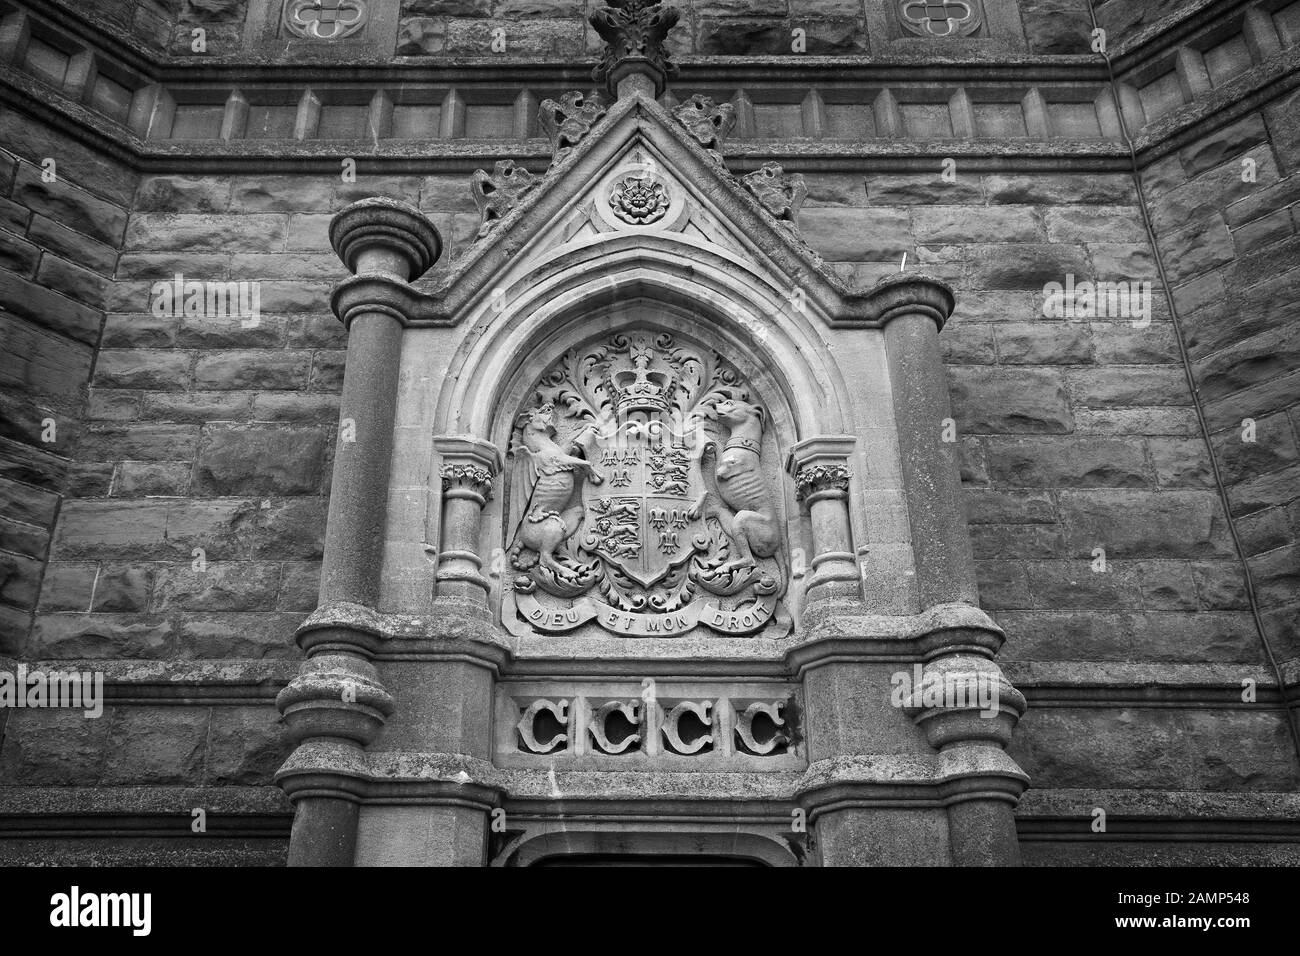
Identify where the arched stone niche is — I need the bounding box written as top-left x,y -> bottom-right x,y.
427,232 -> 869,636
482,301 -> 823,640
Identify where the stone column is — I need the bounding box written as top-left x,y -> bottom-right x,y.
793,275 -> 1027,867
432,436 -> 502,608
877,272 -> 1027,866
276,199 -> 442,867
787,436 -> 858,605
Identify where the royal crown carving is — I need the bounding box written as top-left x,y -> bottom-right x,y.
503,331 -> 790,638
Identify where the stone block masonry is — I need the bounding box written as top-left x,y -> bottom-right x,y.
0,0 -> 1298,866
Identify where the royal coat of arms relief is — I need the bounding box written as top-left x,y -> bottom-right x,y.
502,331 -> 791,638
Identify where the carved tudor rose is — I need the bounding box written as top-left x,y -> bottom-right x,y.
504,332 -> 789,638
609,175 -> 669,224
284,0 -> 368,40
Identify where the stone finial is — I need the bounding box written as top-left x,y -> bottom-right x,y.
590,0 -> 680,98
672,94 -> 735,164
470,159 -> 541,239
538,91 -> 607,166
742,162 -> 808,228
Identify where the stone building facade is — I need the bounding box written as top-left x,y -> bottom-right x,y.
0,0 -> 1297,865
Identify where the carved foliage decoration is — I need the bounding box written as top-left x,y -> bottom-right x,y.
742,162 -> 808,229
470,159 -> 540,239
898,0 -> 982,38
672,94 -> 735,164
589,0 -> 680,89
504,332 -> 789,638
284,0 -> 368,40
538,91 -> 608,166
794,463 -> 850,501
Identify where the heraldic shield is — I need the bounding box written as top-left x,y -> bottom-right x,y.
503,331 -> 791,638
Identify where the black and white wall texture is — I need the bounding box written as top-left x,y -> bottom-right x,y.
0,0 -> 1298,867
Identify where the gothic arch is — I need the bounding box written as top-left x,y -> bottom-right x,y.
433,242 -> 854,446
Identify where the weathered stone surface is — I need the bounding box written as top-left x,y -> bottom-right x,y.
12,163 -> 128,246
124,214 -> 288,253
1059,490 -> 1235,558
0,709 -> 113,785
867,174 -> 982,205
175,612 -> 305,659
982,174 -> 1137,206
1194,325 -> 1300,403
913,206 -> 1041,245
1018,0 -> 1091,53
193,351 -> 311,390
995,322 -> 1092,364
1147,437 -> 1214,488
1179,113 -> 1269,178
948,367 -> 1075,433
154,562 -> 281,611
100,707 -> 207,785
986,437 -> 1152,488
93,350 -> 192,390
29,612 -> 173,658
204,707 -> 294,785
800,207 -> 910,260
136,175 -> 231,214
193,425 -> 326,496
697,19 -> 786,54
1160,215 -> 1235,285
965,243 -> 1090,289
1068,367 -> 1189,407
78,424 -> 199,462
0,273 -> 102,345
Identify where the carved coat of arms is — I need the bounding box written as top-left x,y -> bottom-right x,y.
503,332 -> 789,638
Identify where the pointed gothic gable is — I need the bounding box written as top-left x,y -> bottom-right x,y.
410,90 -> 934,330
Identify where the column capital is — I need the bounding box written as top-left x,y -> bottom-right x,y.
432,435 -> 503,473
787,435 -> 856,502
865,272 -> 956,331
330,197 -> 442,280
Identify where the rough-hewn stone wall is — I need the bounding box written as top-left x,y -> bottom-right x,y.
1141,86 -> 1300,718
2,0 -> 1298,865
0,108 -> 135,652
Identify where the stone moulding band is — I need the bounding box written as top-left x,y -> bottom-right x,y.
274,741 -> 1025,808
